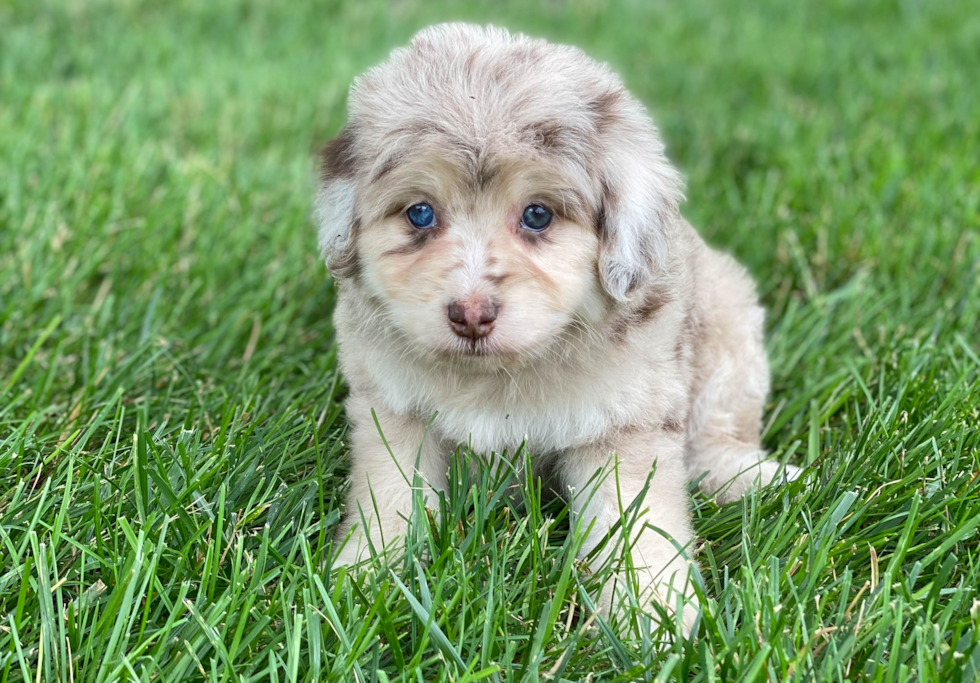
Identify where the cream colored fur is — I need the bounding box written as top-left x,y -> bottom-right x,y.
315,23 -> 800,635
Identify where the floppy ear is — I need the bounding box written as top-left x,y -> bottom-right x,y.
594,99 -> 684,301
315,126 -> 360,280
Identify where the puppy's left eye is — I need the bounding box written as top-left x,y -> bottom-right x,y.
406,203 -> 436,229
521,204 -> 552,232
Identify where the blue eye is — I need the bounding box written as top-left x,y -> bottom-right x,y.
406,203 -> 436,229
521,204 -> 552,232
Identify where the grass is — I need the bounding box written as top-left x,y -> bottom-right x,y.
1,0 -> 978,680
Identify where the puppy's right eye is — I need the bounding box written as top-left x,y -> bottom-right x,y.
521,204 -> 553,232
406,203 -> 436,229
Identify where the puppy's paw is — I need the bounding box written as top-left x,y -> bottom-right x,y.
709,454 -> 801,505
331,529 -> 398,570
332,540 -> 367,569
333,529 -> 426,573
596,572 -> 699,639
782,462 -> 803,482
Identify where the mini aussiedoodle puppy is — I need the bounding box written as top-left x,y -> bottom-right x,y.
316,23 -> 800,632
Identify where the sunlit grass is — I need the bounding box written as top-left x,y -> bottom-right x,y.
1,0 -> 978,680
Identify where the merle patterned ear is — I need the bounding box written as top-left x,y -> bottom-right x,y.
315,127 -> 360,280
593,98 -> 684,301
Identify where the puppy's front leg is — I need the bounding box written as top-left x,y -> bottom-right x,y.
562,428 -> 698,634
333,395 -> 447,567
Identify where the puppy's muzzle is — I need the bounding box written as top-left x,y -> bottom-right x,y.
447,299 -> 499,340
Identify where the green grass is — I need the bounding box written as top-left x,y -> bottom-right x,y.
1,0 -> 979,680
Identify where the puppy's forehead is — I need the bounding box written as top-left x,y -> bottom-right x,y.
348,24 -> 623,167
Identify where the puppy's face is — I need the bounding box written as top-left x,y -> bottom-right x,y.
317,24 -> 684,363
356,146 -> 602,359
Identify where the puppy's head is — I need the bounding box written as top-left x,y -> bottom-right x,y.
317,24 -> 683,361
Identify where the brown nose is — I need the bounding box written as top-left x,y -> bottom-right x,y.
447,299 -> 499,340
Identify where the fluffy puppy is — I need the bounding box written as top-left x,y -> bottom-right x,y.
316,23 -> 799,632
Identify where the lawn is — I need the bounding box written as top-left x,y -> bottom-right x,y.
1,0 -> 978,680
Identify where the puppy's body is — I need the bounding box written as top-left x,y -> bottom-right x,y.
318,24 -> 797,631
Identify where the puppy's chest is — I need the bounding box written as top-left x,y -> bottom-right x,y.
372,358 -> 654,454
434,402 -> 623,454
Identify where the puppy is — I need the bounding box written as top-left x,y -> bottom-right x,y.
316,23 -> 799,633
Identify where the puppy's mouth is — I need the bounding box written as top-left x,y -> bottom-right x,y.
447,337 -> 497,358
438,335 -> 524,364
